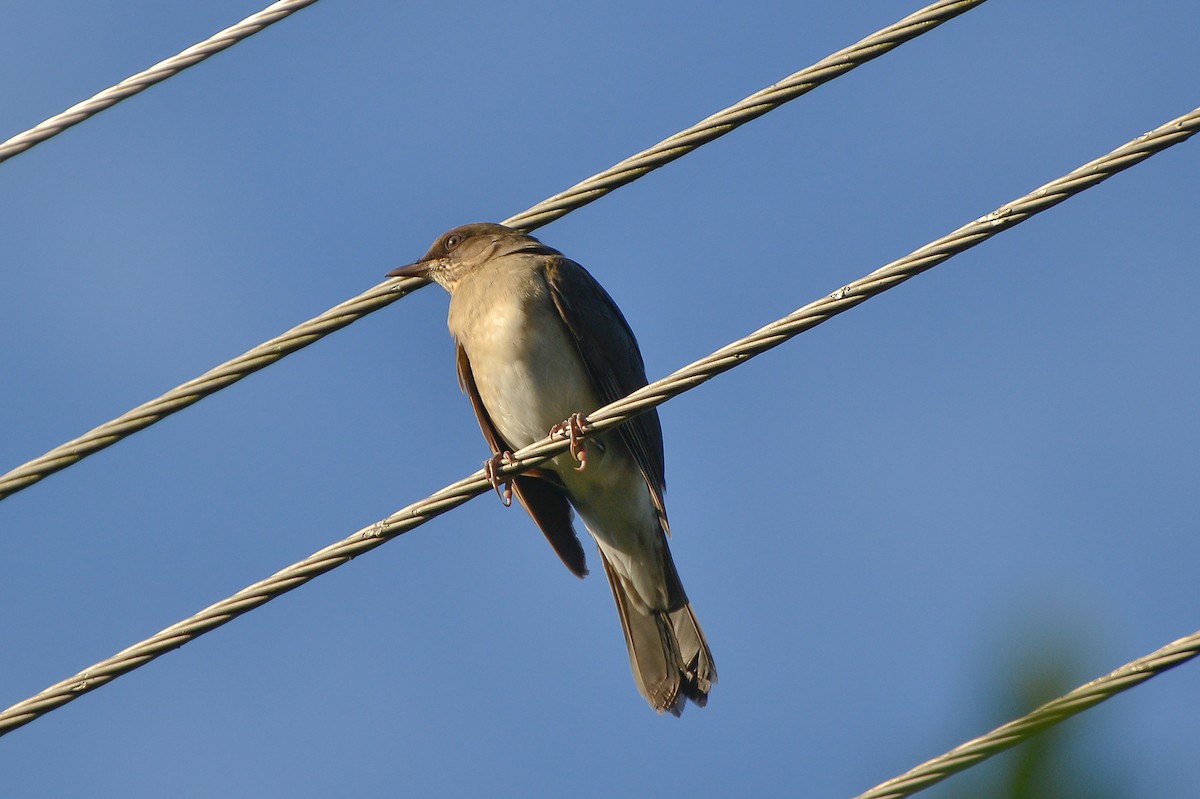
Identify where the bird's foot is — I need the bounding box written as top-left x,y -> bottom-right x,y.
550,413 -> 589,471
483,450 -> 515,507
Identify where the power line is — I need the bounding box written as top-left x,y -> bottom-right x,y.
504,0 -> 988,233
2,102 -> 1193,737
0,0 -> 987,503
0,0 -> 321,165
853,631 -> 1200,799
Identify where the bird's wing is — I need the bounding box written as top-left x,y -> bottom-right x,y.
543,257 -> 669,531
456,343 -> 588,577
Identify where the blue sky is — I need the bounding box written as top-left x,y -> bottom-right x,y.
1,2 -> 1197,796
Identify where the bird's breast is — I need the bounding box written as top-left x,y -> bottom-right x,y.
448,265 -> 600,451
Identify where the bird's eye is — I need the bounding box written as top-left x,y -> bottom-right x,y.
445,234 -> 462,250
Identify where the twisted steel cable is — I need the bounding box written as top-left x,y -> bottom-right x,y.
0,0 -> 986,502
0,0 -> 321,165
503,0 -> 988,232
853,631 -> 1200,799
1,104 -> 1194,737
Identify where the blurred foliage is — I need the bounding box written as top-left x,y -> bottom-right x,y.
927,627 -> 1128,799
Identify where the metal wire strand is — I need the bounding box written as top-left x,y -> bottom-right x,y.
0,0 -> 986,503
0,0 -> 320,165
503,0 -> 988,232
1,104 -> 1194,738
852,631 -> 1200,799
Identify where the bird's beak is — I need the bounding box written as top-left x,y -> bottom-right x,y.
387,260 -> 433,279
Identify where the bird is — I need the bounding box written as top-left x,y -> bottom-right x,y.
388,222 -> 715,715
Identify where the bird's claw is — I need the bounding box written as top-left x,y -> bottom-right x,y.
484,451 -> 515,507
550,413 -> 589,471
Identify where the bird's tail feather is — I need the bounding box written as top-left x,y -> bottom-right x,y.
599,552 -> 716,715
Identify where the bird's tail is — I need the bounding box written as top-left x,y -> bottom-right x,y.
599,551 -> 716,715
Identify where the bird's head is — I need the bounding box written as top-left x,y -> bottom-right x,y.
387,222 -> 555,292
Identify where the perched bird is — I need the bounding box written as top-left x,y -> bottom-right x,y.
388,223 -> 715,714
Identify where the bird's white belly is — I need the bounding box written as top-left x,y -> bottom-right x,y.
456,284 -> 599,451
